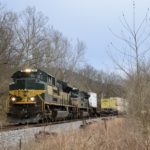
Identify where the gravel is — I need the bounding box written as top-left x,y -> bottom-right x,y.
0,118 -> 103,150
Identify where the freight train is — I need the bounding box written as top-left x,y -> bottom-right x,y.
7,68 -> 126,124
7,68 -> 98,124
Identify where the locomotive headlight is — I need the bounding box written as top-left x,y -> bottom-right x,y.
30,97 -> 35,101
11,97 -> 16,102
24,68 -> 32,73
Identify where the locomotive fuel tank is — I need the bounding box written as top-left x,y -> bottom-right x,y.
52,110 -> 69,120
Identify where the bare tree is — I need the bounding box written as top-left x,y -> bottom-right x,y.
109,1 -> 150,131
52,39 -> 85,82
0,6 -> 17,67
14,7 -> 48,68
0,4 -> 18,118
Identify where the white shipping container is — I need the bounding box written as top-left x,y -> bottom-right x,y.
115,97 -> 127,114
88,92 -> 97,108
116,97 -> 124,106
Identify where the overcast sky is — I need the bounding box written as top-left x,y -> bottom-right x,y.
2,0 -> 150,72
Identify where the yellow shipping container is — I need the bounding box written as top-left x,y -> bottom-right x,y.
101,98 -> 117,109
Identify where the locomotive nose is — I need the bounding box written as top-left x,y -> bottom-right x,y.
23,90 -> 28,97
21,108 -> 29,118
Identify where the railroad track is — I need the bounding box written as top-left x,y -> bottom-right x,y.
0,116 -> 115,132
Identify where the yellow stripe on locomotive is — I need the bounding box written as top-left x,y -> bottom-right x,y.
9,89 -> 45,103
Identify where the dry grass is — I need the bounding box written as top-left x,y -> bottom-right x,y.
22,118 -> 150,150
0,114 -> 7,126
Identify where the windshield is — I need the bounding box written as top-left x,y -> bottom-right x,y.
12,72 -> 37,79
11,78 -> 36,89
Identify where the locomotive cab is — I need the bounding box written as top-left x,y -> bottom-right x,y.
7,69 -> 47,123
